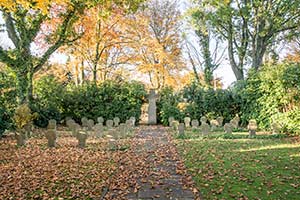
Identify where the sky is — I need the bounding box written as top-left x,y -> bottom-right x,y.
0,2 -> 237,88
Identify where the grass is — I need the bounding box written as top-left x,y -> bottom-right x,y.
175,130 -> 300,200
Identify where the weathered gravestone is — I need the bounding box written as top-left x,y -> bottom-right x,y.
87,119 -> 94,131
130,117 -> 136,126
148,89 -> 158,125
230,115 -> 240,129
224,123 -> 233,134
106,120 -> 114,129
210,119 -> 219,131
94,123 -> 104,138
70,122 -> 81,138
66,119 -> 75,130
45,119 -> 57,147
171,120 -> 179,131
15,131 -> 26,146
200,116 -> 207,125
97,117 -> 104,125
81,117 -> 89,128
168,117 -> 175,127
119,123 -> 127,138
201,123 -> 210,136
216,117 -> 224,127
113,117 -> 120,127
178,123 -> 185,137
191,119 -> 199,129
248,119 -> 257,137
184,117 -> 191,128
77,131 -> 88,148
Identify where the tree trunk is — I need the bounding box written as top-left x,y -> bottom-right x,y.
93,63 -> 97,83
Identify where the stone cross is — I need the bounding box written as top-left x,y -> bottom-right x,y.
46,119 -> 57,147
129,117 -> 136,126
248,119 -> 257,136
47,119 -> 57,130
94,123 -> 104,138
224,123 -> 233,134
119,123 -> 127,138
184,117 -> 191,128
148,89 -> 158,125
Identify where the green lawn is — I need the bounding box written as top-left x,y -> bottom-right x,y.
176,130 -> 300,200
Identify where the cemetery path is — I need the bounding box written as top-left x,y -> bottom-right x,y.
105,126 -> 200,200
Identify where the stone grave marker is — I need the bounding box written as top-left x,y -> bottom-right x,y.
178,123 -> 185,136
191,119 -> 199,129
81,117 -> 89,128
77,131 -> 88,148
216,117 -> 224,127
87,119 -> 94,131
130,116 -> 136,126
271,122 -> 281,134
45,119 -> 57,147
66,119 -> 75,130
210,119 -> 219,131
168,117 -> 175,127
248,119 -> 257,136
97,117 -> 104,125
94,123 -> 104,138
184,117 -> 191,128
106,120 -> 114,129
201,123 -> 210,135
200,116 -> 207,125
224,123 -> 233,134
113,117 -> 120,127
171,120 -> 179,131
119,123 -> 127,138
70,122 -> 80,138
15,131 -> 26,146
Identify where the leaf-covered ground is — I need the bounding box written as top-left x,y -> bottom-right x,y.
0,126 -> 199,199
176,131 -> 300,200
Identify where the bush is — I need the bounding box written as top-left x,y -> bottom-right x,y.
157,87 -> 182,125
237,62 -> 300,135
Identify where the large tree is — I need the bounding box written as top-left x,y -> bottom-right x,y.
191,0 -> 300,80
0,0 -> 144,104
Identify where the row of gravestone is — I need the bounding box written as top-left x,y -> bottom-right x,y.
15,117 -> 136,148
169,115 -> 260,136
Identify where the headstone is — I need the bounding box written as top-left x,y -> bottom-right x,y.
106,120 -> 114,129
45,129 -> 56,147
200,116 -> 207,125
148,89 -> 158,125
216,117 -> 224,127
201,123 -> 210,135
230,115 -> 240,129
15,131 -> 26,146
66,119 -> 75,129
97,117 -> 104,125
87,119 -> 94,131
81,117 -> 89,127
210,119 -> 219,131
77,131 -> 88,148
119,123 -> 127,138
113,117 -> 120,127
184,117 -> 191,128
47,119 -> 57,130
168,117 -> 175,127
248,119 -> 257,136
130,117 -> 136,126
191,119 -> 199,129
46,120 -> 57,147
271,122 -> 281,134
94,123 -> 104,138
224,123 -> 233,134
178,123 -> 185,136
70,122 -> 80,138
171,120 -> 179,131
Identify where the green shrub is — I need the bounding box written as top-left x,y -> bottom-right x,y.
157,87 -> 182,125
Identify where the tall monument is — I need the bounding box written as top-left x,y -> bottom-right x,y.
148,89 -> 158,125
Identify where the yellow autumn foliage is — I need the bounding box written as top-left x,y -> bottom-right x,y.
13,104 -> 37,129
